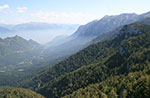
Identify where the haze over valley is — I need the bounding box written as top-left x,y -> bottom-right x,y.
0,0 -> 150,98
0,22 -> 79,44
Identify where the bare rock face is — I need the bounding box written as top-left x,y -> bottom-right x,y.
120,25 -> 143,39
38,83 -> 41,88
120,46 -> 126,56
126,62 -> 130,69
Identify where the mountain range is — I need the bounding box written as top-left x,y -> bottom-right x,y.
22,18 -> 150,98
0,11 -> 150,98
44,11 -> 150,60
0,23 -> 79,43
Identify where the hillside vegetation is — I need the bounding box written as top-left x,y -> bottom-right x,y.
22,23 -> 150,98
0,87 -> 45,98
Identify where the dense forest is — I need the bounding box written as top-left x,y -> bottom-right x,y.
21,23 -> 150,98
63,70 -> 150,98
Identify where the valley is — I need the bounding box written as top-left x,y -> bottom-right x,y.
0,2 -> 150,97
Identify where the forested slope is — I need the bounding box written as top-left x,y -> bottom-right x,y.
23,23 -> 150,98
0,87 -> 45,98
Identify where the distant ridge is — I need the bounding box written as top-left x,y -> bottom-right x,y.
45,11 -> 150,60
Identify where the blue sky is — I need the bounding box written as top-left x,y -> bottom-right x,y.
0,0 -> 150,24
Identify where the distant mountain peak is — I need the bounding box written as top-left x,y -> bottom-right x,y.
13,35 -> 25,40
120,13 -> 137,16
103,15 -> 109,17
4,35 -> 26,42
73,12 -> 139,37
102,13 -> 137,18
14,35 -> 21,38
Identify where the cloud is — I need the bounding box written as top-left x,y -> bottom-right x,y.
17,7 -> 28,13
0,5 -> 9,11
30,12 -> 100,24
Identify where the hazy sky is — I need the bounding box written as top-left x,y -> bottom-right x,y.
0,0 -> 150,24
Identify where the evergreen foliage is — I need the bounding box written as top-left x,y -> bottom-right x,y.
23,23 -> 150,98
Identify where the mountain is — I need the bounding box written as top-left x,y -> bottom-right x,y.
135,17 -> 150,25
0,22 -> 79,44
138,11 -> 150,20
29,39 -> 43,47
0,26 -> 16,38
92,14 -> 150,44
44,12 -> 146,61
0,26 -> 12,33
11,22 -> 79,44
46,35 -> 70,48
73,11 -> 150,38
0,87 -> 45,98
0,35 -> 43,69
0,35 -> 46,87
22,20 -> 150,98
48,11 -> 150,49
0,25 -> 18,39
12,22 -> 79,31
0,35 -> 41,57
0,11 -> 150,98
72,13 -> 138,37
91,26 -> 123,43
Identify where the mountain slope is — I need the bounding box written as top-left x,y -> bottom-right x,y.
0,35 -> 42,65
0,35 -> 40,55
45,11 -> 150,62
63,69 -> 150,98
0,36 -> 44,87
0,87 -> 45,98
23,22 -> 150,98
91,14 -> 150,44
62,24 -> 150,98
72,13 -> 138,37
0,25 -> 18,39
